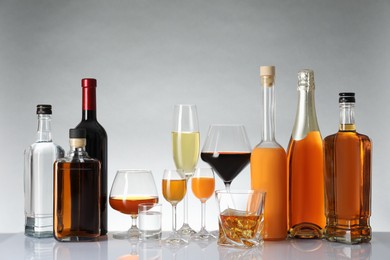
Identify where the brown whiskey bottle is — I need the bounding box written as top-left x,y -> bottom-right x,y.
324,92 -> 371,244
54,128 -> 101,242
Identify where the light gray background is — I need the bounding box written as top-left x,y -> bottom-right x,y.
1,0 -> 389,233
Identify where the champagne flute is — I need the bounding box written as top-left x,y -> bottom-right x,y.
109,170 -> 158,239
201,124 -> 251,191
191,168 -> 216,241
172,104 -> 200,235
162,169 -> 188,245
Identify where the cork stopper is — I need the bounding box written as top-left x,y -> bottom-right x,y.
260,66 -> 275,87
297,69 -> 315,89
260,66 -> 275,77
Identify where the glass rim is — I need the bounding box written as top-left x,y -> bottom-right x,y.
209,123 -> 245,127
116,169 -> 152,174
174,103 -> 197,107
138,203 -> 162,210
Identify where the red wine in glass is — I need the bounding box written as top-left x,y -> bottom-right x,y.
201,152 -> 250,186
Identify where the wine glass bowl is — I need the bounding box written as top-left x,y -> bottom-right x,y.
201,124 -> 251,190
109,169 -> 158,239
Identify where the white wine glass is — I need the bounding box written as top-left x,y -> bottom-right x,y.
172,104 -> 200,235
162,169 -> 188,245
109,170 -> 159,239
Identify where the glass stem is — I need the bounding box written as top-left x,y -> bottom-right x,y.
201,201 -> 206,230
183,177 -> 190,225
172,205 -> 177,232
225,183 -> 231,193
131,215 -> 137,228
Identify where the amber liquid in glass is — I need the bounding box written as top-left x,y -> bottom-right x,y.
162,179 -> 186,205
287,131 -> 325,238
191,177 -> 215,202
219,213 -> 263,247
324,125 -> 371,243
54,161 -> 100,241
109,196 -> 158,215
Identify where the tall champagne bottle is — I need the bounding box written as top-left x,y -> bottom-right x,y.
76,78 -> 108,236
287,69 -> 325,238
250,66 -> 287,240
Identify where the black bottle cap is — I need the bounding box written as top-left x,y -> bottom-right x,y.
339,92 -> 355,103
36,104 -> 52,114
69,128 -> 86,138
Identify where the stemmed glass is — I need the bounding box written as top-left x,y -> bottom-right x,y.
191,168 -> 216,241
162,169 -> 188,245
201,124 -> 251,191
109,169 -> 158,239
172,104 -> 200,235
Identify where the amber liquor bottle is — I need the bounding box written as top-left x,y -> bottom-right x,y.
324,92 -> 371,244
287,69 -> 325,238
54,128 -> 101,242
76,78 -> 108,235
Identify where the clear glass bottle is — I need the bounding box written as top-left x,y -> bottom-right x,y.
76,78 -> 108,236
54,128 -> 101,242
250,66 -> 287,240
324,92 -> 371,244
24,104 -> 65,238
287,69 -> 325,238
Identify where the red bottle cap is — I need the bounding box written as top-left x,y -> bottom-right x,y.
82,78 -> 97,88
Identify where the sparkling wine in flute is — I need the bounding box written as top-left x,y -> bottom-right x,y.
172,131 -> 200,177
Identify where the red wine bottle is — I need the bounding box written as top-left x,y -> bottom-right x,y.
76,78 -> 108,236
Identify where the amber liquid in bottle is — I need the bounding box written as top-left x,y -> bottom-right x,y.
250,66 -> 287,240
54,129 -> 101,242
287,69 -> 325,238
324,93 -> 371,244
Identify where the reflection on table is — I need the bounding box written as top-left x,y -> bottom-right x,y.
0,232 -> 380,260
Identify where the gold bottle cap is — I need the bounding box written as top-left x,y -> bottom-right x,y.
260,66 -> 275,77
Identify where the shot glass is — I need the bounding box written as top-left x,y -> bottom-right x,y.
215,190 -> 266,248
138,203 -> 162,241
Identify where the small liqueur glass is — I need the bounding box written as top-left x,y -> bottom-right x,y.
162,169 -> 188,245
191,168 -> 216,241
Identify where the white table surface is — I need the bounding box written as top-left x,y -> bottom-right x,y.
0,232 -> 388,260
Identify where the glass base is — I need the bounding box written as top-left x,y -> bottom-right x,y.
25,216 -> 53,238
289,222 -> 323,239
325,224 -> 371,244
163,232 -> 188,246
177,223 -> 196,236
113,227 -> 140,240
191,228 -> 216,241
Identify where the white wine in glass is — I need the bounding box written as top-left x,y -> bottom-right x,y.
172,132 -> 200,176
